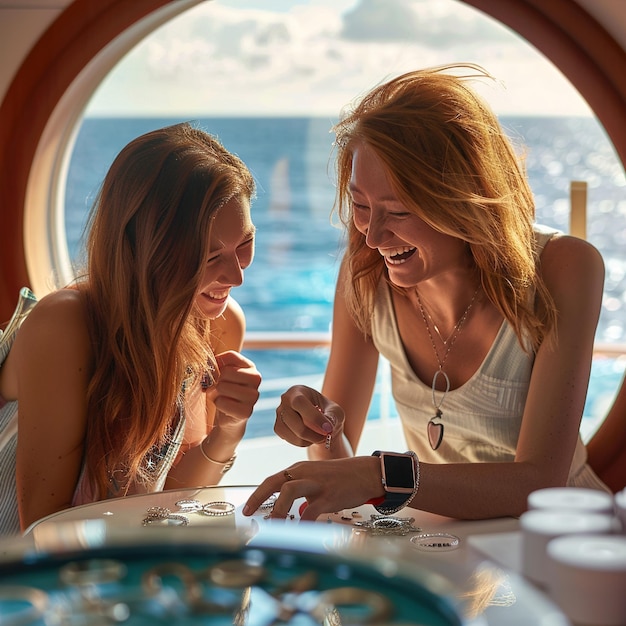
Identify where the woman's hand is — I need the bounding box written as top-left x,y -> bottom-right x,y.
275,385 -> 345,448
242,456 -> 383,521
211,350 -> 261,431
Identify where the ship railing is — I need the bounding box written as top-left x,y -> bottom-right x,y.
227,332 -> 625,483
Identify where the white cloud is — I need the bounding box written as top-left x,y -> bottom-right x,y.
86,0 -> 592,117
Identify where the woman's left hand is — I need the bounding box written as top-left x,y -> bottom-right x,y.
212,350 -> 261,428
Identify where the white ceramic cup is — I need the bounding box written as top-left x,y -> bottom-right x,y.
547,534 -> 626,626
527,487 -> 614,515
520,509 -> 615,586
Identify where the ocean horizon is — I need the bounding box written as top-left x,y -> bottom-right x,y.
64,115 -> 626,438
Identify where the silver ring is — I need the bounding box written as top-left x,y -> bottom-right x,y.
201,501 -> 236,516
410,532 -> 460,551
60,559 -> 126,586
259,493 -> 278,511
175,499 -> 202,512
145,506 -> 171,519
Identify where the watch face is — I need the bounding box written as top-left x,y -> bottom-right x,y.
381,453 -> 415,493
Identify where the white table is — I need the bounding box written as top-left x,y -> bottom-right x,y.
13,485 -> 569,626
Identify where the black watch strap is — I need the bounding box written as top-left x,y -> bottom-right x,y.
371,450 -> 419,515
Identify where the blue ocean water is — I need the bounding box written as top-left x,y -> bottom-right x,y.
64,116 -> 626,438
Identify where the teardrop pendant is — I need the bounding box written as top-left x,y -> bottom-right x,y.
427,409 -> 444,451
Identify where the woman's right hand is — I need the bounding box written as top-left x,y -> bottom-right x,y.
275,385 -> 344,448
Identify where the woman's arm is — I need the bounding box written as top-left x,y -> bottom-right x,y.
317,264 -> 380,456
246,236 -> 606,520
13,290 -> 93,530
586,370 -> 626,491
165,297 -> 260,488
272,263 -> 380,460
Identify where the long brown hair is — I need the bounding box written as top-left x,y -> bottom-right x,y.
78,122 -> 255,498
333,63 -> 557,351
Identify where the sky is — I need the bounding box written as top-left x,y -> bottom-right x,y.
86,0 -> 594,118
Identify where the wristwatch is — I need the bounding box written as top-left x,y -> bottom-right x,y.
371,450 -> 419,515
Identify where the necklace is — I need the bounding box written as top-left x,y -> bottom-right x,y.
414,287 -> 479,450
422,306 -> 466,345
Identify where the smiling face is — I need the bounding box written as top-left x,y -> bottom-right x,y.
349,141 -> 469,289
195,196 -> 256,319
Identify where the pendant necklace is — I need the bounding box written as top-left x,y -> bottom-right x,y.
414,287 -> 479,450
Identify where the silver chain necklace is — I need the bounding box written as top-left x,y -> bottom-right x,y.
414,287 -> 479,450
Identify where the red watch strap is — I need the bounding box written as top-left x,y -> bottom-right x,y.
365,496 -> 385,505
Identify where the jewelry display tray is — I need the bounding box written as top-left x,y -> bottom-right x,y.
0,523 -> 463,626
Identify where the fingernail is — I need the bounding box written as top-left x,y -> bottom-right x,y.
242,505 -> 250,516
322,421 -> 333,433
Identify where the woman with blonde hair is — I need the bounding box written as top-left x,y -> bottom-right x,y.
244,64 -> 609,521
0,122 -> 261,533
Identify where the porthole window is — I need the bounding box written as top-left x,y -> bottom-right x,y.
59,0 -> 625,443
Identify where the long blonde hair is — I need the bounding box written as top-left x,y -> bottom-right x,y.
78,122 -> 255,498
333,64 -> 557,351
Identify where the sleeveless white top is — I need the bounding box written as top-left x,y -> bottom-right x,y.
371,225 -> 608,490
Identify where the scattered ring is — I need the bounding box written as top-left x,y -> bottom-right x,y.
410,532 -> 460,552
283,470 -> 294,481
60,559 -> 126,586
201,501 -> 236,517
259,494 -> 278,511
175,499 -> 202,511
145,506 -> 171,518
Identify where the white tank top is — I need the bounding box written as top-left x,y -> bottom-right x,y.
370,225 -> 608,490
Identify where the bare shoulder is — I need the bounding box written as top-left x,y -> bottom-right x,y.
22,289 -> 87,329
15,289 -> 92,361
1,289 -> 92,400
211,297 -> 245,352
540,234 -> 604,286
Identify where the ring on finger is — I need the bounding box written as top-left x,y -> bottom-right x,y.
283,470 -> 294,481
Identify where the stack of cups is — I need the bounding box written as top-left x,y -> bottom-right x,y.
520,487 -> 626,626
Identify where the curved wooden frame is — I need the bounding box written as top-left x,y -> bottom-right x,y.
0,0 -> 625,321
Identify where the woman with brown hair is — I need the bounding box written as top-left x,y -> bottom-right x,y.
245,64 -> 609,522
0,122 -> 261,533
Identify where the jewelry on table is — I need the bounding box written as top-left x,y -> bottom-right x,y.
259,494 -> 278,511
207,560 -> 267,588
415,286 -> 479,451
59,559 -> 126,586
352,514 -> 421,536
201,501 -> 236,517
59,559 -> 131,623
0,586 -> 50,625
315,587 -> 393,623
141,500 -> 235,525
175,499 -> 203,512
410,532 -> 461,552
142,505 -> 189,526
